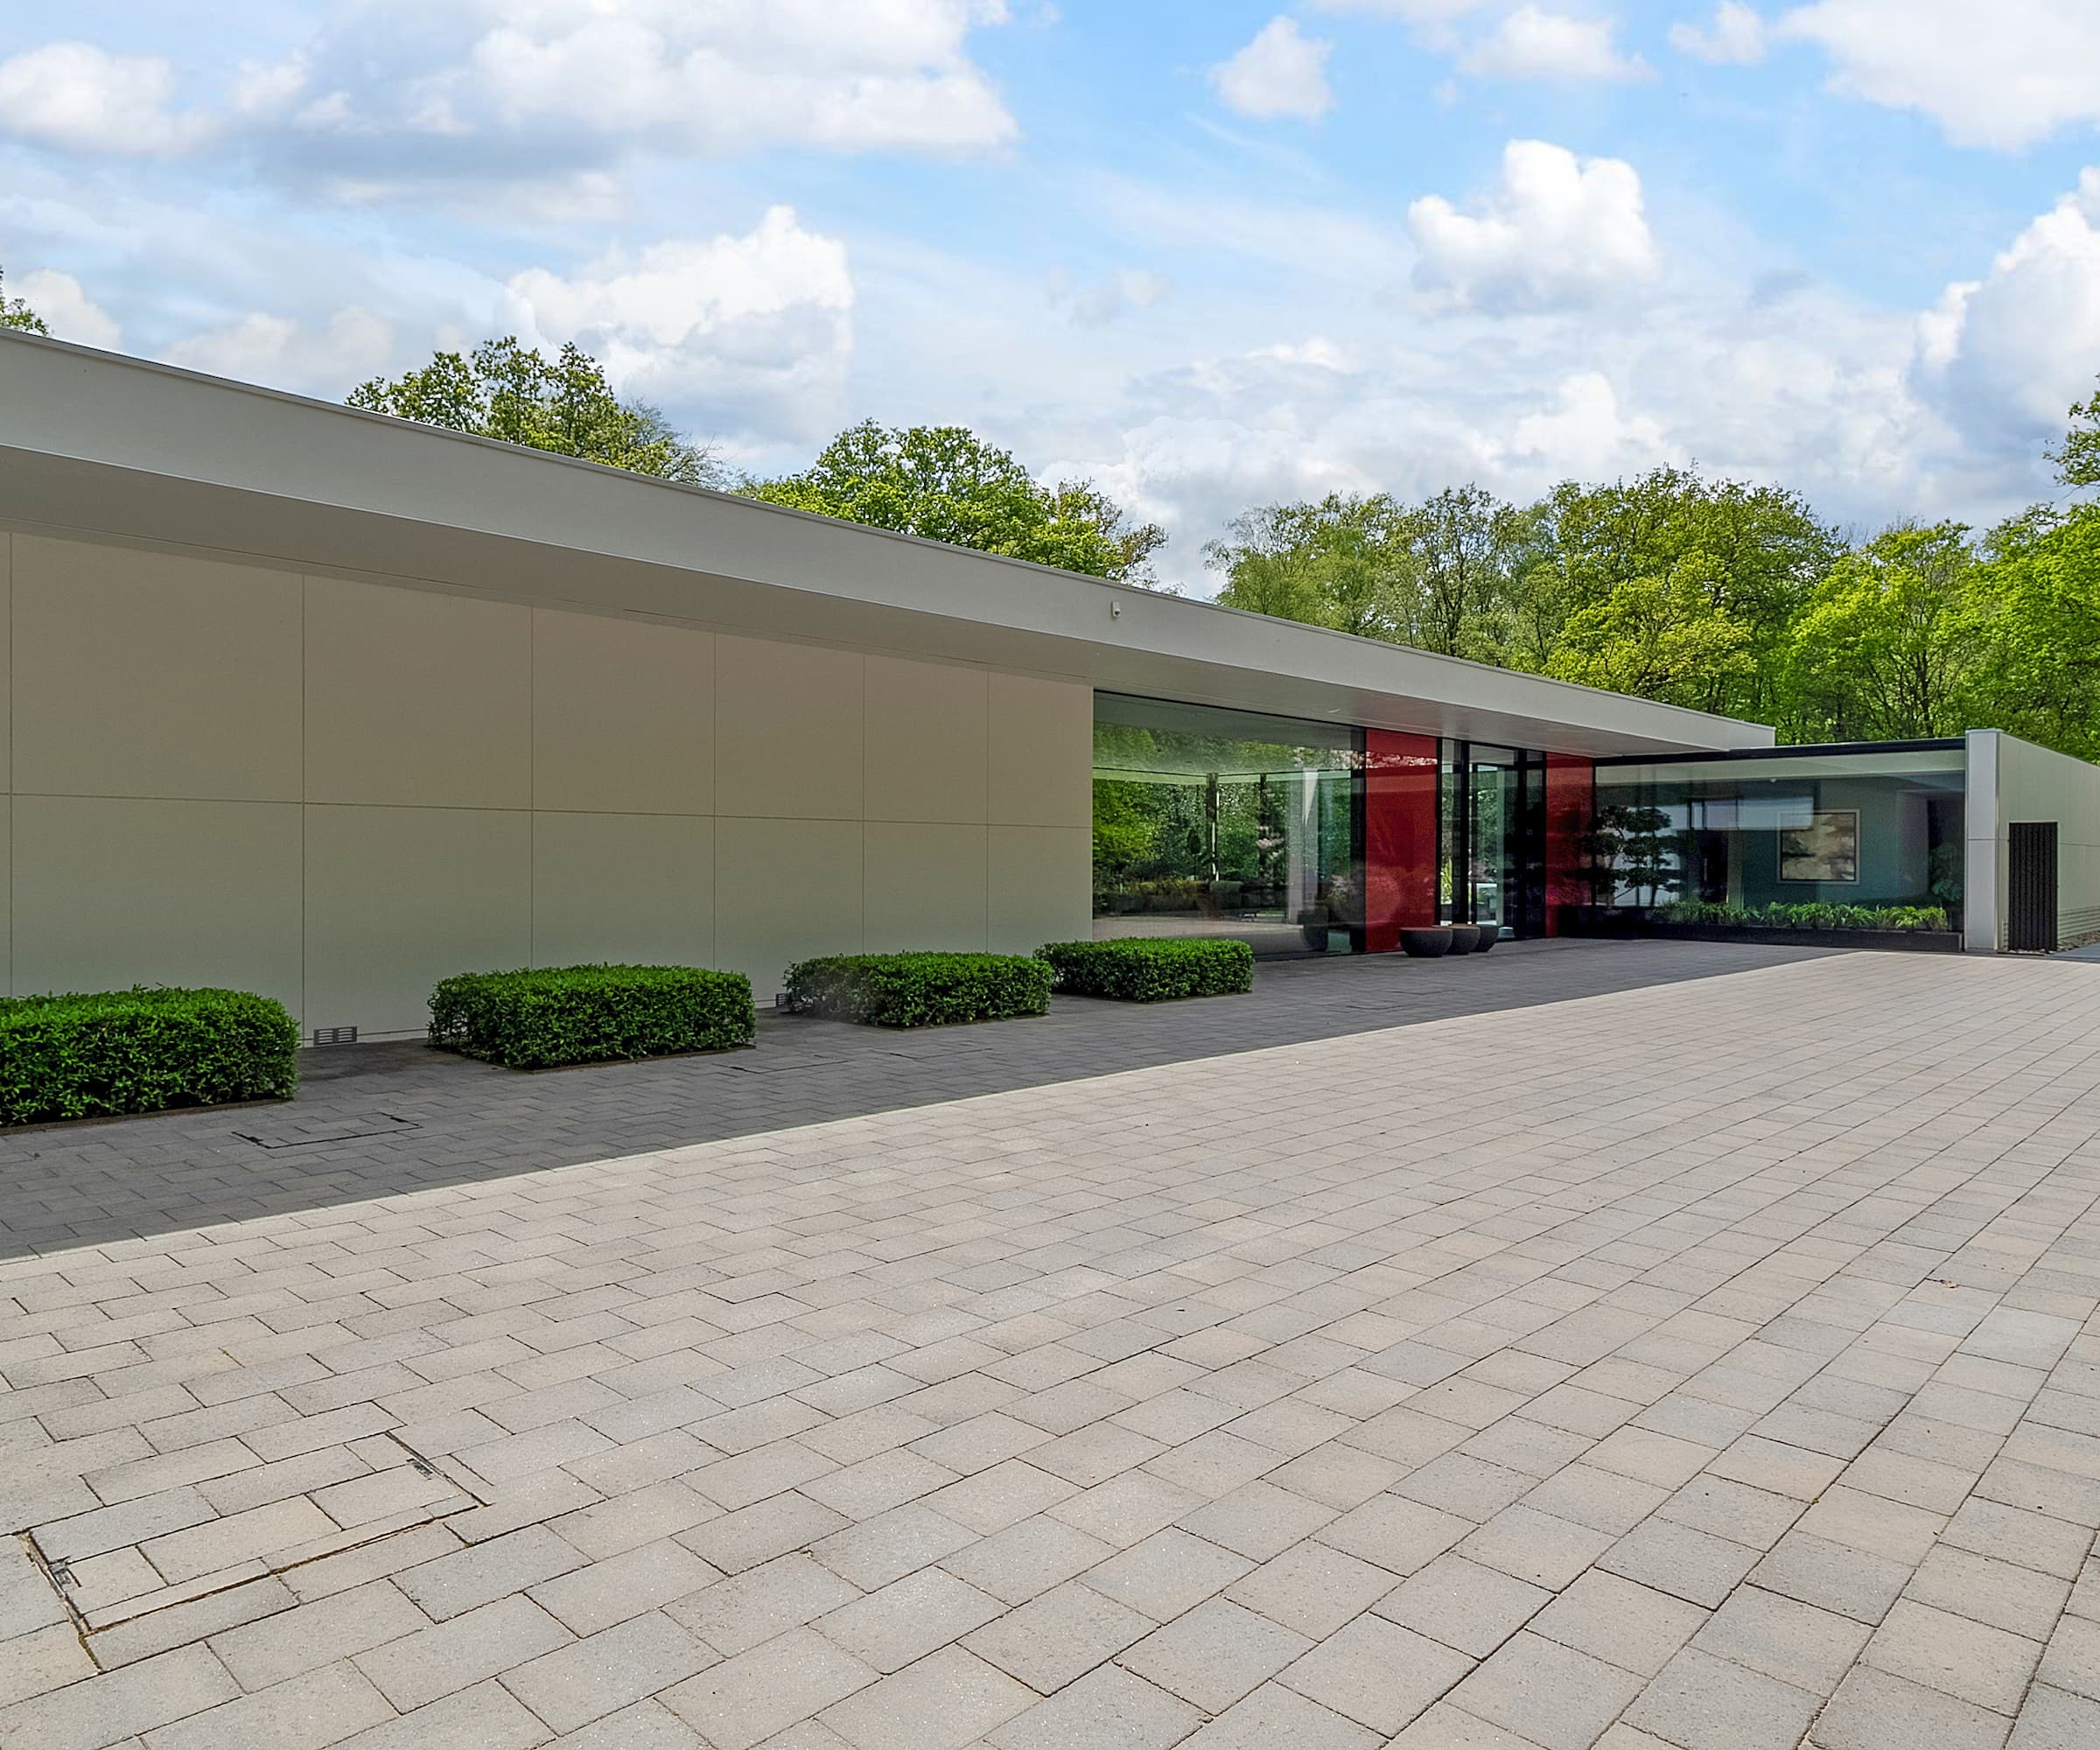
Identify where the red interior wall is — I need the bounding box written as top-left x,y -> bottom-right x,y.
1544,754 -> 1595,937
1362,730 -> 1439,953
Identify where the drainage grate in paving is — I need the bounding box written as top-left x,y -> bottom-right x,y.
23,1431 -> 483,1637
232,1112 -> 422,1149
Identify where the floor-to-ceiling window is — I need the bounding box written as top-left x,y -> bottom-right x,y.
1438,741 -> 1548,937
1092,694 -> 1359,956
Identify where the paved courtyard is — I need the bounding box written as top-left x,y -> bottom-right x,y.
4,942 -> 2100,1748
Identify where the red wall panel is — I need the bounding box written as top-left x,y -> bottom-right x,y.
1544,753 -> 1594,937
1362,730 -> 1438,953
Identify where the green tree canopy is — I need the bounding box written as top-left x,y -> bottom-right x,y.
2049,378 -> 2100,493
745,420 -> 1166,584
1,266 -> 50,335
1786,522 -> 1980,741
1205,494 -> 1419,639
348,338 -> 718,485
1544,556 -> 1757,710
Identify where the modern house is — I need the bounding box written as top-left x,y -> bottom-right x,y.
2,332 -> 2095,1040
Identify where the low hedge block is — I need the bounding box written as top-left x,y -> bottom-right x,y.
784,952 -> 1053,1028
0,986 -> 300,1126
429,964 -> 755,1069
1038,937 -> 1255,1001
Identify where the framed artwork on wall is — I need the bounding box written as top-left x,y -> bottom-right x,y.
1779,809 -> 1858,883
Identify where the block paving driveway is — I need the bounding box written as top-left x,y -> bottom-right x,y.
4,941 -> 2100,1748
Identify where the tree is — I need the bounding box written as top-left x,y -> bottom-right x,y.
1,266 -> 49,335
1411,486 -> 1522,661
1545,556 -> 1756,710
1205,494 -> 1419,639
1519,468 -> 1840,722
746,419 -> 1167,584
2048,376 -> 2100,493
1786,523 -> 1980,741
348,338 -> 719,485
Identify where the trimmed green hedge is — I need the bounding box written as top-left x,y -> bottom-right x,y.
429,964 -> 755,1068
0,987 -> 299,1126
1038,937 -> 1256,1001
1655,900 -> 1950,932
784,952 -> 1052,1028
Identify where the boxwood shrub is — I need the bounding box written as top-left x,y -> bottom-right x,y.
1038,937 -> 1256,1001
429,964 -> 755,1069
1655,900 -> 1950,932
784,952 -> 1053,1028
0,987 -> 299,1127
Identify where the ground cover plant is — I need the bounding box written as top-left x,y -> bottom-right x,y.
428,964 -> 754,1068
1654,900 -> 1950,932
1038,936 -> 1256,1000
784,951 -> 1053,1027
0,986 -> 299,1125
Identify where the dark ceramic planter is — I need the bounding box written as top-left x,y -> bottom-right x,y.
1471,927 -> 1498,952
1399,927 -> 1453,957
1445,924 -> 1481,954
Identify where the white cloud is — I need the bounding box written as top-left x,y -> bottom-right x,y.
368,0 -> 1018,162
503,206 -> 855,430
1504,371 -> 1674,475
1779,0 -> 2100,150
1670,3 -> 1768,65
1913,170 -> 2100,445
0,42 -> 211,156
1407,140 -> 1660,311
1052,268 -> 1173,326
164,308 -> 396,395
1210,18 -> 1334,122
10,270 -> 121,350
1461,6 -> 1652,80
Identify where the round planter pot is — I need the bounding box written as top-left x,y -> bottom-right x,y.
1471,927 -> 1499,952
1445,925 -> 1481,954
1299,923 -> 1331,953
1398,927 -> 1453,957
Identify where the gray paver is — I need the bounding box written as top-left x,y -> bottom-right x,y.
7,946 -> 2100,1750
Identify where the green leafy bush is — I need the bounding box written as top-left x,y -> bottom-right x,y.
0,987 -> 299,1126
1039,937 -> 1256,1001
784,952 -> 1053,1027
429,964 -> 755,1068
1655,900 -> 1950,932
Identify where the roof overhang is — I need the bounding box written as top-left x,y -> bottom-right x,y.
0,333 -> 1774,760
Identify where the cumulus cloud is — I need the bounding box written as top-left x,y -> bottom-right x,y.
1779,0 -> 2100,150
1461,6 -> 1651,81
1504,371 -> 1675,475
1210,18 -> 1334,122
0,43 -> 211,156
10,270 -> 122,350
1913,169 -> 2100,447
164,308 -> 396,395
503,206 -> 855,428
1670,3 -> 1768,64
1407,140 -> 1660,311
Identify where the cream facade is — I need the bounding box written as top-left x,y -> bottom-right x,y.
0,530 -> 1092,1034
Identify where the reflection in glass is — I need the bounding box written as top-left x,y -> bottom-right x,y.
1093,694 -> 1359,956
1591,748 -> 1966,917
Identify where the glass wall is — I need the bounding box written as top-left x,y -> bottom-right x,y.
1438,743 -> 1546,937
1093,694 -> 1359,956
1590,746 -> 1966,920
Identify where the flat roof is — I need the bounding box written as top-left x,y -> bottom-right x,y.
0,332 -> 1775,759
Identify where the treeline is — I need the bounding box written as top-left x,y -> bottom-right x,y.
1206,389 -> 2100,759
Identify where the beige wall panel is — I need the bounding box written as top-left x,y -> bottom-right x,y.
533,610 -> 715,815
713,816 -> 863,995
1,534 -> 10,790
864,656 -> 989,825
11,795 -> 301,1008
304,804 -> 531,1036
12,535 -> 302,802
990,673 -> 1093,829
988,824 -> 1091,955
305,578 -> 531,808
714,634 -> 863,822
864,822 -> 988,954
533,810 -> 714,970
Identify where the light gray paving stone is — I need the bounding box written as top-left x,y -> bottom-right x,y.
1690,1585 -> 1871,1693
208,1579 -> 429,1690
814,1568 -> 1004,1673
496,1610 -> 718,1735
1810,1664 -> 2013,1750
0,1643 -> 237,1749
1861,1599 -> 2042,1714
667,1555 -> 862,1659
984,1663 -> 1200,1750
1442,1630 -> 1645,1750
1180,1679 -> 1382,1748
1623,1646 -> 1819,1750
1226,1539 -> 1396,1640
354,1594 -> 573,1712
2006,1684 -> 2100,1750
1277,1612 -> 1474,1735
525,1538 -> 721,1637
1083,1528 -> 1255,1621
1376,1552 -> 1554,1658
332,1679 -> 552,1749
816,1646 -> 1035,1750
547,1698 -> 704,1749
1119,1596 -> 1313,1713
963,1578 -> 1152,1693
1530,1572 -> 1707,1678
141,1660 -> 394,1750
661,1628 -> 878,1750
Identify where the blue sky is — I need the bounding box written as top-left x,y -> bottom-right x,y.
3,1 -> 2097,589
